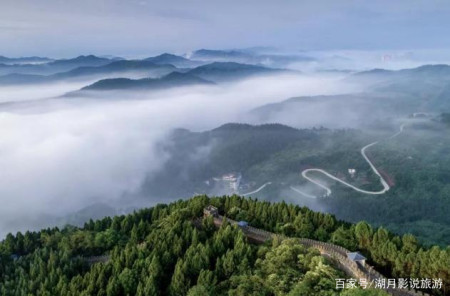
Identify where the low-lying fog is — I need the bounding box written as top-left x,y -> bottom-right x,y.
0,73 -> 358,237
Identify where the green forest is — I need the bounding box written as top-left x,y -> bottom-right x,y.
0,195 -> 448,296
142,120 -> 450,246
329,120 -> 450,246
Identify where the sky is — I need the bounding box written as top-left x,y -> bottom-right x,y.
1,0 -> 450,58
0,0 -> 448,237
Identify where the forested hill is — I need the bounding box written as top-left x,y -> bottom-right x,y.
0,195 -> 448,296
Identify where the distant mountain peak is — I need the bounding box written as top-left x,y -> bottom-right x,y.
353,64 -> 450,80
407,64 -> 450,73
146,53 -> 188,61
49,55 -> 110,66
185,61 -> 283,82
213,122 -> 298,132
194,49 -> 248,55
76,54 -> 102,59
79,71 -> 213,92
155,53 -> 183,58
193,61 -> 267,70
144,53 -> 200,67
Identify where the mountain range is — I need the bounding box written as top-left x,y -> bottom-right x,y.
144,53 -> 203,68
0,55 -> 117,76
185,61 -> 286,82
0,54 -> 286,90
143,119 -> 450,246
67,62 -> 283,93
80,71 -> 214,91
0,60 -> 176,85
189,48 -> 315,67
0,55 -> 52,65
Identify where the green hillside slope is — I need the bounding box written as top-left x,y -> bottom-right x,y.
144,121 -> 450,246
0,196 -> 447,295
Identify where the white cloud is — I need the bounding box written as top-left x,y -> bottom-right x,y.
0,73 -> 354,236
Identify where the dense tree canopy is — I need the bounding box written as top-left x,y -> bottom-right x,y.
0,195 -> 448,295
143,121 -> 450,246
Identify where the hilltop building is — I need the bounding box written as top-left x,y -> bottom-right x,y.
347,252 -> 366,266
237,221 -> 249,228
348,168 -> 356,178
204,205 -> 219,217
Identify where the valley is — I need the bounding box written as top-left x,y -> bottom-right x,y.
294,124 -> 405,198
2,2 -> 450,295
143,119 -> 450,246
1,52 -> 449,248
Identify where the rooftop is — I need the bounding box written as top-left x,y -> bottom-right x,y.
237,221 -> 249,227
347,252 -> 366,262
205,205 -> 218,211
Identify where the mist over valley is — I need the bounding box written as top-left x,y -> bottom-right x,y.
2,1 -> 450,295
0,49 -> 448,248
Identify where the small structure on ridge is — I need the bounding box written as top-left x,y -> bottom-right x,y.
204,205 -> 219,217
237,221 -> 249,228
347,252 -> 366,266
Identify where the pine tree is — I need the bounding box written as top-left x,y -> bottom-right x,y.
169,259 -> 190,296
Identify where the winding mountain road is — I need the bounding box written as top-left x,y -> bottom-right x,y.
203,125 -> 405,199
242,182 -> 272,196
292,124 -> 405,198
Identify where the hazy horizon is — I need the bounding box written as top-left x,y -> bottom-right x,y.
2,0 -> 450,58
1,0 -> 449,247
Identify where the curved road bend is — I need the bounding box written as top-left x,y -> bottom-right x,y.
293,124 -> 405,198
242,182 -> 272,196
192,182 -> 272,197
